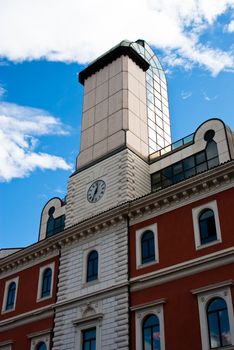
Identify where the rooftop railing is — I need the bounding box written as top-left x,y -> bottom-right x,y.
149,133 -> 194,162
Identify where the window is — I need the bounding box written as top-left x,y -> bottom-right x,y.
199,209 -> 217,244
141,231 -> 155,264
192,200 -> 221,250
192,281 -> 234,350
5,282 -> 16,311
1,277 -> 19,313
136,224 -> 158,269
36,343 -> 47,350
41,268 -> 52,298
87,251 -> 98,282
46,206 -> 65,238
207,298 -> 231,348
37,263 -> 54,301
134,300 -> 165,350
82,328 -> 96,350
151,129 -> 219,191
143,314 -> 160,350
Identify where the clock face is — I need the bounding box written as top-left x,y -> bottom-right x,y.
87,180 -> 106,203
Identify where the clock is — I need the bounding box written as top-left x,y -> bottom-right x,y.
87,180 -> 106,203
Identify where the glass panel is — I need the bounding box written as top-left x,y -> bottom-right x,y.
183,156 -> 195,170
220,310 -> 231,345
208,298 -> 226,312
195,152 -> 206,165
196,163 -> 208,173
185,168 -> 196,179
208,313 -> 221,348
206,140 -> 218,160
144,328 -> 152,350
173,162 -> 183,175
208,157 -> 219,169
171,140 -> 183,150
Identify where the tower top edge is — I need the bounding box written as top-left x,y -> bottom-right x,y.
78,40 -> 150,85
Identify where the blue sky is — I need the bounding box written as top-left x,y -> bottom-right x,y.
0,0 -> 234,248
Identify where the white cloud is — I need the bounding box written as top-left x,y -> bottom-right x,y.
0,102 -> 72,182
0,0 -> 234,75
0,86 -> 6,98
226,19 -> 234,31
202,91 -> 218,101
181,91 -> 192,100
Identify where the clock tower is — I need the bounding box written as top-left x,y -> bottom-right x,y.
65,40 -> 171,227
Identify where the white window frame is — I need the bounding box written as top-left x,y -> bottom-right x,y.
82,246 -> 100,285
134,300 -> 165,350
192,282 -> 234,350
192,200 -> 222,250
135,223 -> 159,269
74,316 -> 102,350
0,340 -> 13,350
29,330 -> 51,350
36,262 -> 55,302
1,276 -> 19,314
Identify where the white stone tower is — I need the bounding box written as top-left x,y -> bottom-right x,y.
65,40 -> 171,227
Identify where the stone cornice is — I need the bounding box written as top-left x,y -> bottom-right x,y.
0,161 -> 233,273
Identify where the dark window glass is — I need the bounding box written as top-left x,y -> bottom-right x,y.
206,140 -> 218,160
6,282 -> 16,310
141,231 -> 155,264
196,151 -> 206,165
208,157 -> 219,169
207,298 -> 231,348
161,167 -> 173,187
196,162 -> 208,174
173,162 -> 183,175
199,209 -> 217,244
83,328 -> 96,350
151,138 -> 219,191
46,207 -> 65,238
87,251 -> 98,282
183,156 -> 195,170
41,268 -> 52,298
143,314 -> 160,350
185,168 -> 196,179
37,342 -> 47,350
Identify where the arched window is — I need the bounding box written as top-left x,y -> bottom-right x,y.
199,209 -> 217,244
46,207 -> 65,238
6,282 -> 16,310
41,268 -> 52,298
87,250 -> 98,282
207,297 -> 231,348
36,342 -> 47,350
141,230 -> 155,264
143,314 -> 160,350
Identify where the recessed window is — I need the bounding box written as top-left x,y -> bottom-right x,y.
6,282 -> 16,311
199,209 -> 217,245
193,283 -> 234,350
41,268 -> 52,298
143,314 -> 160,350
36,342 -> 47,350
82,328 -> 96,350
207,297 -> 231,348
37,263 -> 54,301
87,251 -> 98,282
141,231 -> 155,264
1,277 -> 19,313
192,200 -> 221,250
136,224 -> 158,269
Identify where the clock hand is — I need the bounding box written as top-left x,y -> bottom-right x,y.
92,183 -> 98,200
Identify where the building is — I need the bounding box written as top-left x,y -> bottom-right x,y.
0,39 -> 233,350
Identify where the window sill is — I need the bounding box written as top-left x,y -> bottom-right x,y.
196,239 -> 221,250
36,294 -> 52,303
136,260 -> 158,270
